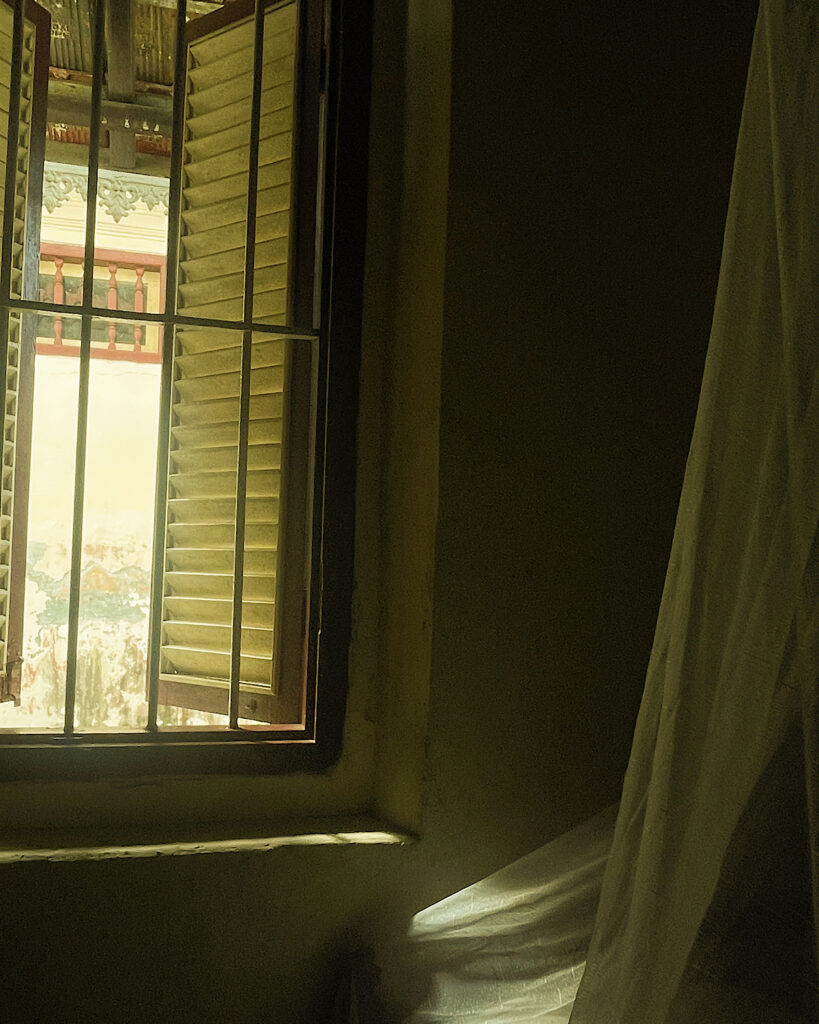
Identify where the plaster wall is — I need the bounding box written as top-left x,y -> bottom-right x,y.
0,2 -> 758,1021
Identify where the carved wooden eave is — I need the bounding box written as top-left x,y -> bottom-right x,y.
42,162 -> 169,222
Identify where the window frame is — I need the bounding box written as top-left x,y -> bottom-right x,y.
0,0 -> 371,781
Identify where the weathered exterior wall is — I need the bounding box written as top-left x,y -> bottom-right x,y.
0,2 -> 758,1021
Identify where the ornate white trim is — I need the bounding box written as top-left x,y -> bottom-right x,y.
42,163 -> 169,223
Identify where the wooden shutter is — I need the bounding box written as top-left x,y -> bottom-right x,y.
176,0 -> 295,324
157,0 -> 301,723
0,0 -> 48,704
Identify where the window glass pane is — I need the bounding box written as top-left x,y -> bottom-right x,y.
73,315 -> 160,732
0,310 -> 80,730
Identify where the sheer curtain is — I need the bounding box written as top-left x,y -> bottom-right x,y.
571,0 -> 819,1016
408,0 -> 819,1019
407,806 -> 617,1023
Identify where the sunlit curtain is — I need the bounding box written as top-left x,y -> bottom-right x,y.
407,807 -> 616,1023
571,0 -> 819,1018
407,0 -> 819,1019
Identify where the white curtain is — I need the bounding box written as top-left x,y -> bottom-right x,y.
407,806 -> 616,1023
408,0 -> 819,1018
571,0 -> 819,1016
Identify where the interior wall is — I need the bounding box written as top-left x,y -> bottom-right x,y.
0,2 -> 759,1022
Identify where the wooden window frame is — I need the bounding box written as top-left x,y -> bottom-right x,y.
0,0 -> 371,781
0,0 -> 48,705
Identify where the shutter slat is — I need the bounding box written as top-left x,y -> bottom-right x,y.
161,645 -> 272,686
169,468 -> 280,500
174,342 -> 284,383
185,58 -> 290,120
167,495 -> 279,525
178,263 -> 287,309
167,547 -> 276,575
250,289 -> 288,321
164,596 -> 275,628
165,571 -> 275,601
186,82 -> 294,140
164,621 -> 274,658
174,364 -> 283,403
181,173 -> 291,232
185,132 -> 292,189
181,210 -> 289,261
167,521 -> 275,550
180,289 -> 288,323
172,417 -> 282,451
173,392 -> 282,426
188,39 -> 291,89
171,442 -> 281,475
175,328 -> 247,356
185,107 -> 291,163
190,18 -> 253,64
181,237 -> 288,284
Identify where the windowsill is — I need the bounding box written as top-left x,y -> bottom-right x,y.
0,707 -> 425,846
0,814 -> 412,863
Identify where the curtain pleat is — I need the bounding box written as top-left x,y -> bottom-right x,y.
570,2 -> 819,1019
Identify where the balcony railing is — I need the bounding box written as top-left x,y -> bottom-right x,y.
36,243 -> 165,362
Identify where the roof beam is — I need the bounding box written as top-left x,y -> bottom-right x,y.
47,83 -> 173,139
145,0 -> 224,13
104,0 -> 136,168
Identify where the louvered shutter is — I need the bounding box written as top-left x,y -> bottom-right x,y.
0,0 -> 48,705
176,0 -> 295,324
157,0 -> 299,722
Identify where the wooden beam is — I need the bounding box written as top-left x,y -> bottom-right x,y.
47,81 -> 173,138
147,0 -> 224,13
44,140 -> 171,179
104,0 -> 136,168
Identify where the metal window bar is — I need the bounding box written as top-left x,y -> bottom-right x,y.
146,0 -> 187,732
227,0 -> 268,729
0,296 -> 317,338
63,0 -> 106,735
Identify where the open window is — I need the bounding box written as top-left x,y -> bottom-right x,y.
0,0 -> 363,774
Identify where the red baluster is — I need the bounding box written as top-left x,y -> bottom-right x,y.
133,266 -> 144,351
107,263 -> 118,349
53,257 -> 64,346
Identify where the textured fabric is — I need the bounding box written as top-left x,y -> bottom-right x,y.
570,1 -> 819,1019
405,2 -> 819,1019
406,807 -> 616,1023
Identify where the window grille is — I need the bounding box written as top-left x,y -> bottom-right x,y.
0,0 -> 336,757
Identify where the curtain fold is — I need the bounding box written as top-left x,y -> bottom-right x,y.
570,0 -> 819,1018
406,1 -> 819,1019
406,806 -> 617,1023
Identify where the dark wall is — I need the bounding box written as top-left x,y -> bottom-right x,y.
0,3 -> 759,1022
425,0 -> 759,864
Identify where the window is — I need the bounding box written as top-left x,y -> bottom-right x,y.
0,0 -> 369,779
